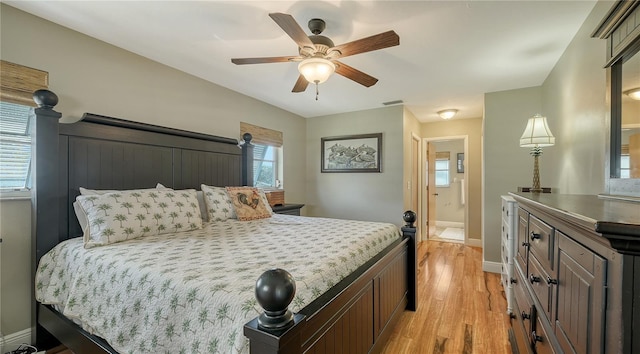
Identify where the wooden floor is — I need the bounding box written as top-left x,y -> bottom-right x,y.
47,240 -> 510,354
381,240 -> 511,354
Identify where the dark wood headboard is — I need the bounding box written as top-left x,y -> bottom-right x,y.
31,91 -> 253,263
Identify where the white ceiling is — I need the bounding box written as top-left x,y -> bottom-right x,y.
6,0 -> 598,122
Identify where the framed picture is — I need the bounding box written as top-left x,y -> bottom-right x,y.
321,133 -> 382,173
457,153 -> 464,173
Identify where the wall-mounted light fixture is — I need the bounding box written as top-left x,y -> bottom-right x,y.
437,109 -> 458,119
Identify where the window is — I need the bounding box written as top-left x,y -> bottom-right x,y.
0,60 -> 48,197
253,143 -> 282,188
621,154 -> 630,179
435,158 -> 450,187
240,122 -> 284,189
0,101 -> 33,191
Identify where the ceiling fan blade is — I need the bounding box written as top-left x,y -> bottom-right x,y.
334,61 -> 379,87
269,13 -> 316,51
328,30 -> 399,58
231,56 -> 300,65
292,75 -> 309,92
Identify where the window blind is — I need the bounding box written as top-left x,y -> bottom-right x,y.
435,151 -> 450,160
0,60 -> 48,190
240,122 -> 283,147
0,60 -> 49,107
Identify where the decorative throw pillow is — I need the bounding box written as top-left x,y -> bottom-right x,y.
76,189 -> 202,248
201,184 -> 237,222
226,186 -> 272,221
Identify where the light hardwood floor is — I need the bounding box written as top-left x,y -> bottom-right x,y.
381,240 -> 511,354
48,241 -> 511,354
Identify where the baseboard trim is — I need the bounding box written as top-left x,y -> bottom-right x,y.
465,238 -> 482,247
435,221 -> 464,228
483,261 -> 502,274
1,328 -> 32,353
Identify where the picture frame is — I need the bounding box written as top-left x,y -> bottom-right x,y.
457,153 -> 464,173
321,133 -> 382,173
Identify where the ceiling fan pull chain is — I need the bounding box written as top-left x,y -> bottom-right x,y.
315,81 -> 319,100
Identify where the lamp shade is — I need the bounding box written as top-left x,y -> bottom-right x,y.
298,58 -> 335,84
519,114 -> 555,147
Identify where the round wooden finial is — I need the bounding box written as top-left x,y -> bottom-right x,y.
255,268 -> 296,330
32,89 -> 58,108
403,210 -> 416,228
243,133 -> 253,144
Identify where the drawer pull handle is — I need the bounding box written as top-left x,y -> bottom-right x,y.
521,311 -> 530,320
522,241 -> 530,247
546,277 -> 558,285
532,331 -> 543,343
530,231 -> 541,240
529,274 -> 541,284
510,278 -> 517,284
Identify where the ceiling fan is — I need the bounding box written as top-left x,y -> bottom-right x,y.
231,13 -> 400,99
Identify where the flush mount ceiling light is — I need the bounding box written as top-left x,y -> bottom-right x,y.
438,109 -> 458,119
624,87 -> 640,100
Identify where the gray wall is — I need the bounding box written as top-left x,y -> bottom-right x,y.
482,1 -> 612,265
0,4 -> 307,340
305,106 -> 404,225
484,86 -> 542,264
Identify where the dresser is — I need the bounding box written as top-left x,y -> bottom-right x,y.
501,195 -> 518,315
508,192 -> 640,354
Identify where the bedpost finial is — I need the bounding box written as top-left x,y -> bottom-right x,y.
403,210 -> 416,228
255,268 -> 296,330
33,89 -> 58,109
243,133 -> 253,144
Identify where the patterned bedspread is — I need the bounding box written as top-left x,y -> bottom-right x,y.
36,214 -> 400,354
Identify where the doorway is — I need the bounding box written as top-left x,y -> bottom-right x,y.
423,136 -> 468,244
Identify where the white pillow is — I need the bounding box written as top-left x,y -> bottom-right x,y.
76,189 -> 202,248
201,184 -> 237,222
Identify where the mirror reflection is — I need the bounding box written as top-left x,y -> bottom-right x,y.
621,51 -> 640,178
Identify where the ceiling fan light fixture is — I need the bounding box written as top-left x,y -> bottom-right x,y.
624,87 -> 640,100
438,109 -> 458,119
298,58 -> 335,84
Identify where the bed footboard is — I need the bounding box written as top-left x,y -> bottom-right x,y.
245,212 -> 417,354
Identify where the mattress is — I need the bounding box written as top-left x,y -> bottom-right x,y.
35,214 -> 400,354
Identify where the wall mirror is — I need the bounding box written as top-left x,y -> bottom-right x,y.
619,51 -> 640,178
594,0 -> 640,196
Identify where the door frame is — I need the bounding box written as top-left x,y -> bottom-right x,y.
422,135 -> 469,244
410,133 -> 422,241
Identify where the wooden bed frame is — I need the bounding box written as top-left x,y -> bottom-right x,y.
31,90 -> 417,354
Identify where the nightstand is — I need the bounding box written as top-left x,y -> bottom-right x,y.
272,204 -> 304,216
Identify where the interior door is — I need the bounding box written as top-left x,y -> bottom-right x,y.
426,142 -> 437,238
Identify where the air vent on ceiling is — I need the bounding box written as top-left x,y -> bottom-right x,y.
382,100 -> 404,106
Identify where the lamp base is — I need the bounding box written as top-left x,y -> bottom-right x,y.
518,187 -> 552,193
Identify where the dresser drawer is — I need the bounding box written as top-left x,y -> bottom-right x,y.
528,254 -> 552,319
517,208 -> 529,274
533,314 -> 556,354
528,215 -> 554,273
514,266 -> 534,338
